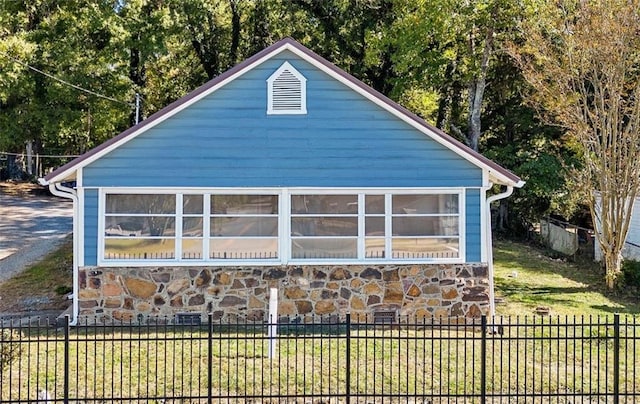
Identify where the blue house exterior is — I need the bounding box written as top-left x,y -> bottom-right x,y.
41,39 -> 523,324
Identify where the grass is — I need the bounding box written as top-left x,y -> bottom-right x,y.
3,236 -> 640,400
493,239 -> 640,317
0,237 -> 73,313
2,322 -> 639,401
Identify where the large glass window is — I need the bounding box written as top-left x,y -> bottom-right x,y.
291,194 -> 358,259
101,190 -> 462,264
391,194 -> 459,259
182,194 -> 204,259
104,194 -> 176,260
210,195 -> 279,259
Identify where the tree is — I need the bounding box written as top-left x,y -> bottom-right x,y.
0,1 -> 133,165
511,0 -> 640,287
390,0 -> 522,151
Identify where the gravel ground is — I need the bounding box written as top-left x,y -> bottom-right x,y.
0,192 -> 72,283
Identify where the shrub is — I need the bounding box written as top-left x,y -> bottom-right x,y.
0,329 -> 22,371
621,260 -> 640,290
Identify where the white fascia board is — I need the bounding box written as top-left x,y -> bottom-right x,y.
44,47 -> 294,185
282,44 -> 522,188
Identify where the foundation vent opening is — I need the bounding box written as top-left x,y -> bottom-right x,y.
176,313 -> 202,325
373,310 -> 398,324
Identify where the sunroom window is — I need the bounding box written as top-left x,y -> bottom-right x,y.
104,194 -> 176,260
210,195 -> 279,259
291,194 -> 358,259
100,190 -> 462,264
391,194 -> 459,259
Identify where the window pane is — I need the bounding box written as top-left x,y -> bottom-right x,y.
365,195 -> 385,214
291,195 -> 357,214
365,238 -> 385,259
291,217 -> 358,236
291,238 -> 357,259
211,195 -> 278,214
392,194 -> 458,214
392,238 -> 459,259
210,238 -> 278,259
105,216 -> 175,237
183,217 -> 203,237
106,194 -> 175,214
182,239 -> 203,259
183,195 -> 203,214
365,217 -> 385,236
105,238 -> 175,260
211,217 -> 278,237
393,217 -> 459,237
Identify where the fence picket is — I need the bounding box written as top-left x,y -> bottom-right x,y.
1,314 -> 639,402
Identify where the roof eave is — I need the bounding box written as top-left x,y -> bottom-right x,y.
41,37 -> 523,189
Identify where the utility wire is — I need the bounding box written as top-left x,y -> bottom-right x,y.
0,151 -> 80,158
0,51 -> 134,107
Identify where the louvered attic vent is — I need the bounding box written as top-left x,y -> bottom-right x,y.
267,61 -> 307,115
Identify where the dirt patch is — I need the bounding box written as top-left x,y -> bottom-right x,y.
0,238 -> 73,313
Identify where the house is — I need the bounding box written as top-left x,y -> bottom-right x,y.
39,38 -> 524,324
594,196 -> 640,262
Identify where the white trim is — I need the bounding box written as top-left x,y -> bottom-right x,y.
77,187 -> 85,267
459,188 -> 467,261
281,43 -> 521,187
202,194 -> 211,261
76,167 -> 85,267
267,61 -> 307,115
175,194 -> 183,260
97,190 -> 106,264
95,187 -> 466,266
43,46 -> 299,184
357,194 -> 365,260
44,41 -> 522,188
280,188 -> 289,264
480,184 -> 491,263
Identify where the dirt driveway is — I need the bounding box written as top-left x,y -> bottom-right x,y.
0,188 -> 72,283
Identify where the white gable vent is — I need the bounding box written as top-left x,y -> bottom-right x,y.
267,61 -> 307,115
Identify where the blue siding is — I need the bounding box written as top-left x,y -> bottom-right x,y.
84,189 -> 99,266
83,50 -> 482,188
80,50 -> 487,265
465,189 -> 482,262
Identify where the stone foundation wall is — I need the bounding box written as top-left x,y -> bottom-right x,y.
77,264 -> 490,323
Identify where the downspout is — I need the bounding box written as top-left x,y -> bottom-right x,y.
485,185 -> 514,318
42,181 -> 79,326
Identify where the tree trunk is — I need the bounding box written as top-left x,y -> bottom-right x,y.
603,248 -> 623,289
466,25 -> 493,152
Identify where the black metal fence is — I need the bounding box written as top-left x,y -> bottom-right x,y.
1,314 -> 639,403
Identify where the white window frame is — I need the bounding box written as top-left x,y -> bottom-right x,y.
97,188 -> 465,267
266,61 -> 307,115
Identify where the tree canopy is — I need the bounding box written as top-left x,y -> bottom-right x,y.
0,0 -> 604,255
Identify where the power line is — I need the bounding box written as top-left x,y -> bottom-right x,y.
0,151 -> 80,159
0,51 -> 133,107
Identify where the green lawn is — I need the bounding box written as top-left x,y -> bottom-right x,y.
493,240 -> 640,317
3,240 -> 640,401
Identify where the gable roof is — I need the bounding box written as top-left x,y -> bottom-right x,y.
41,37 -> 524,188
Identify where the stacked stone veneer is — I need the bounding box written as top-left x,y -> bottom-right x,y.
77,264 -> 490,323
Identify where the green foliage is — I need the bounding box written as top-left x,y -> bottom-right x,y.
0,329 -> 22,372
0,0 -> 587,239
622,260 -> 640,290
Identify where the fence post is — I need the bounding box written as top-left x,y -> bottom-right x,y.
613,313 -> 620,404
481,315 -> 487,404
63,315 -> 70,404
345,313 -> 351,404
208,313 -> 213,404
